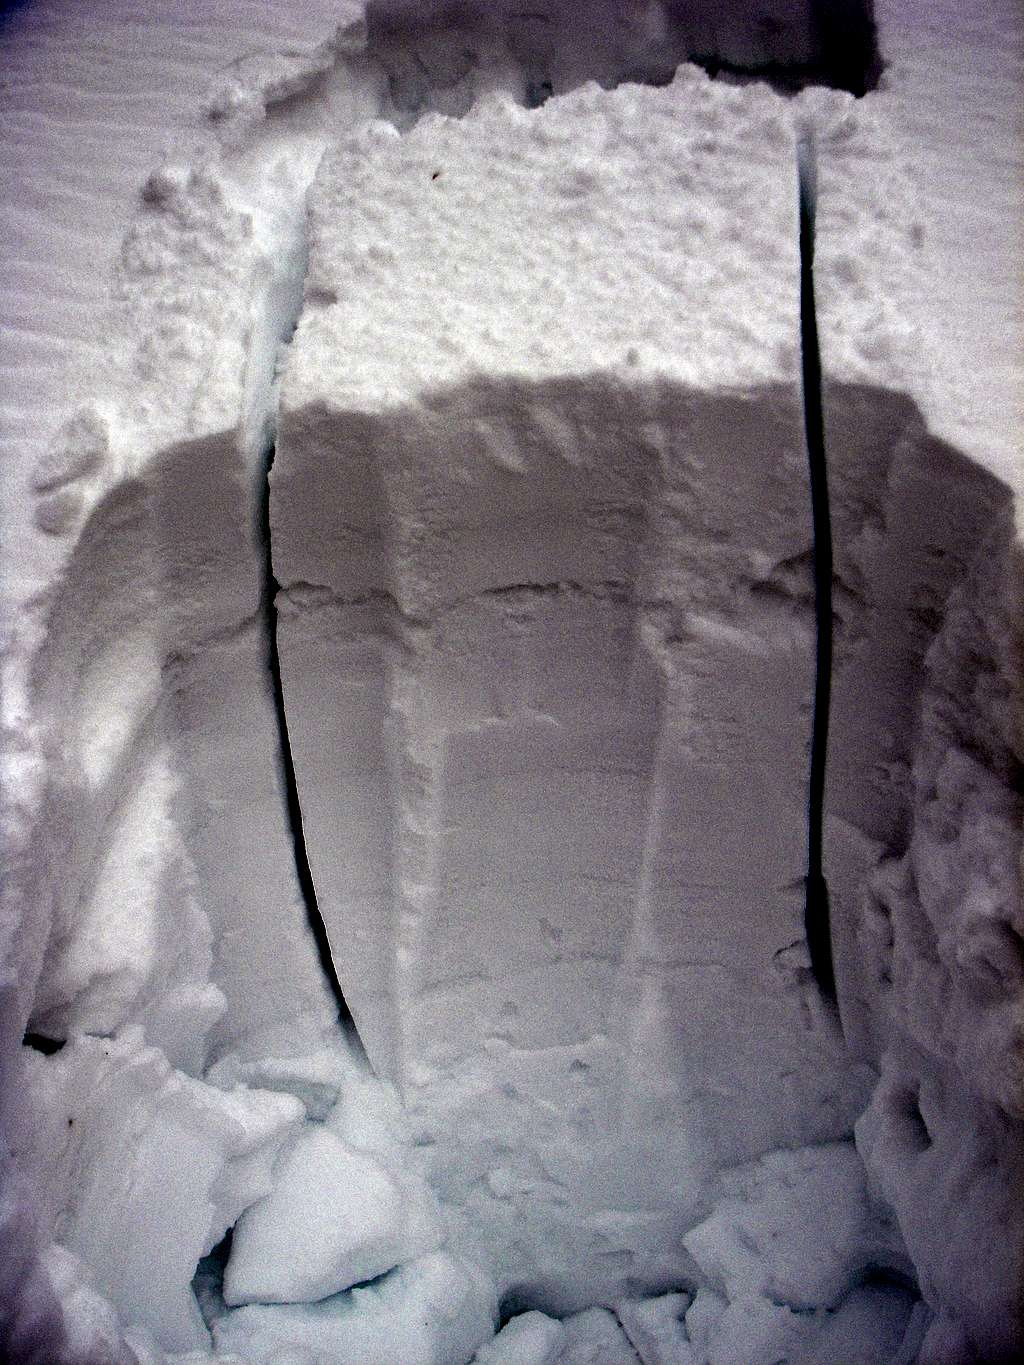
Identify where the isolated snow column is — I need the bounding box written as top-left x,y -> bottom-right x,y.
276,67 -> 872,1305
809,77 -> 1022,1357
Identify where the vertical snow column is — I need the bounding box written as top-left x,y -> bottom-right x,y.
810,97 -> 1022,1357
275,68 -> 872,1306
17,148 -> 347,1080
116,159 -> 347,1067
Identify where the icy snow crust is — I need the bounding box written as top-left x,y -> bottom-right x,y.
0,1 -> 1021,1362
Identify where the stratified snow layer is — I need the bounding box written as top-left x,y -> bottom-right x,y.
274,66 -> 872,1307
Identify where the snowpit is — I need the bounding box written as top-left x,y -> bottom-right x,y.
0,1 -> 1021,1362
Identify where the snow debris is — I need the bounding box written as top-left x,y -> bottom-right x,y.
9,1031 -> 303,1354
222,1121 -> 441,1306
682,1142 -> 897,1311
214,1250 -> 497,1365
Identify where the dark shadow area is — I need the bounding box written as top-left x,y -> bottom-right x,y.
22,1031 -> 65,1056
811,0 -> 884,97
192,1225 -> 233,1331
366,0 -> 882,102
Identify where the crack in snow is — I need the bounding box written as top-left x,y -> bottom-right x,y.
257,443 -> 371,1069
798,127 -> 838,1007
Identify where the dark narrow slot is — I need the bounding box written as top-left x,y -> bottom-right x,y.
191,1225 -> 233,1329
810,0 -> 884,98
23,1031 -> 65,1056
259,445 -> 370,1066
798,135 -> 837,1002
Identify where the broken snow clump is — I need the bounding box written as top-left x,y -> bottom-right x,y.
0,1 -> 1021,1362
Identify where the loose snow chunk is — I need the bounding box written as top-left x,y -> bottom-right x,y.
683,1143 -> 880,1311
16,1032 -> 302,1354
700,1294 -> 815,1365
614,1292 -> 694,1365
558,1307 -> 641,1363
223,1124 -> 438,1305
215,1251 -> 497,1365
472,1311 -> 566,1364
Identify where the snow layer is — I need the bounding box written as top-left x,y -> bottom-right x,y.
275,64 -> 874,1307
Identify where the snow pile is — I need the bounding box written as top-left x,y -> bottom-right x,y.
220,1057 -> 445,1307
476,1141 -> 917,1363
8,1030 -> 303,1353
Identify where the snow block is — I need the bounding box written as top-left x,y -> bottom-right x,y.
9,1032 -> 302,1354
275,67 -> 871,1307
215,1250 -> 496,1365
223,1122 -> 440,1306
472,1310 -> 566,1364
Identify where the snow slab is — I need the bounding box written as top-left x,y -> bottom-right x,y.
275,62 -> 874,1308
214,1250 -> 497,1365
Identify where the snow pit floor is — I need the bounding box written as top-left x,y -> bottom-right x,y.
1,2 -> 1022,1363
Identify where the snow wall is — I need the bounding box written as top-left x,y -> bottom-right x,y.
0,1 -> 1021,1362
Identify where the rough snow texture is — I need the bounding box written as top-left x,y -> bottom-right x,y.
6,1030 -> 303,1353
851,520 -> 1024,1360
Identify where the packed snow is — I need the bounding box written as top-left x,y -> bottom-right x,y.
0,0 -> 1021,1362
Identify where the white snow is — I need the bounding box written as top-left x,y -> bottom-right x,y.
273,61 -> 874,1308
682,1142 -> 902,1311
214,1250 -> 496,1365
223,1122 -> 440,1306
0,0 -> 1021,1361
9,1030 -> 303,1353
